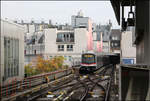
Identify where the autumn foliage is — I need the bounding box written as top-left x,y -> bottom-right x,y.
25,56 -> 67,77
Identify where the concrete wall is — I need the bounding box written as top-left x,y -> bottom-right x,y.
147,1 -> 150,100
74,28 -> 88,53
23,24 -> 35,34
121,31 -> 136,63
136,1 -> 150,65
0,19 -> 24,84
44,28 -> 57,55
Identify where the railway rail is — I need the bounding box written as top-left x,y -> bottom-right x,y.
0,69 -> 73,101
0,64 -> 118,101
37,64 -> 118,101
77,64 -> 116,101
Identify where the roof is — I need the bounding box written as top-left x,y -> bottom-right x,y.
110,29 -> 121,37
1,19 -> 24,28
110,0 -> 135,25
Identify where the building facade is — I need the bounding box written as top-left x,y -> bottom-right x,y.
25,11 -> 94,66
25,28 -> 89,66
110,29 -> 121,53
15,20 -> 50,34
92,23 -> 112,53
0,19 -> 24,84
121,31 -> 136,64
71,10 -> 91,31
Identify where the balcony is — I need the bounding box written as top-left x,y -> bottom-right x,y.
67,48 -> 73,51
56,38 -> 74,43
25,44 -> 45,56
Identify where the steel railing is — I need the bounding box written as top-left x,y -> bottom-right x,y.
0,69 -> 72,99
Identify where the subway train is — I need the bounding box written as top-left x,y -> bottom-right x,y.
79,52 -> 120,74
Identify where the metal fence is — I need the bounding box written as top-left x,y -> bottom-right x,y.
0,69 -> 72,99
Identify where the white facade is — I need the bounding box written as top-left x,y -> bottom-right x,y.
24,24 -> 35,33
121,31 -> 136,64
44,28 -> 88,66
23,24 -> 47,34
24,31 -> 45,65
25,28 -> 88,66
0,19 -> 24,84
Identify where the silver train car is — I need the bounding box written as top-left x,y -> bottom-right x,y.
79,52 -> 120,74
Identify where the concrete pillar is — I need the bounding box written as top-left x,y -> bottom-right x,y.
0,20 -> 1,84
135,1 -> 150,100
126,77 -> 133,100
128,71 -> 149,100
120,67 -> 130,100
146,1 -> 150,100
118,66 -> 122,100
120,67 -> 149,100
146,71 -> 150,100
136,0 -> 150,65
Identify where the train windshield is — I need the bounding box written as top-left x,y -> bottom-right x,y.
82,54 -> 95,64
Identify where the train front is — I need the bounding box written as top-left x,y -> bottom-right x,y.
79,53 -> 96,74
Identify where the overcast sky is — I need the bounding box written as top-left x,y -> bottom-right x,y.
1,1 -> 120,29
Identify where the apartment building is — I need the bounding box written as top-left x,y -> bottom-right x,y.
92,23 -> 112,53
24,28 -> 89,66
25,11 -> 93,66
71,10 -> 91,31
110,29 -> 121,53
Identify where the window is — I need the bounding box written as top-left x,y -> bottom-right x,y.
57,33 -> 64,42
34,50 -> 36,54
4,37 -> 19,80
70,33 -> 74,42
64,56 -> 67,60
69,56 -> 72,61
115,36 -> 118,40
58,45 -> 64,51
82,54 -> 96,64
112,36 -> 118,40
24,50 -> 26,55
115,43 -> 118,46
67,45 -> 73,51
67,34 -> 69,38
56,33 -> 74,42
49,56 -> 53,59
112,37 -> 115,40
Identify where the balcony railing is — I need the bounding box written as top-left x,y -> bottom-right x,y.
56,38 -> 74,43
58,48 -> 64,51
67,48 -> 73,51
25,44 -> 45,55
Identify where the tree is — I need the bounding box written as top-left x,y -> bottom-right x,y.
25,56 -> 66,76
24,63 -> 37,77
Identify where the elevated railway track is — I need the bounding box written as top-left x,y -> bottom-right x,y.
0,64 -> 119,101
36,64 -> 118,101
0,69 -> 73,101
